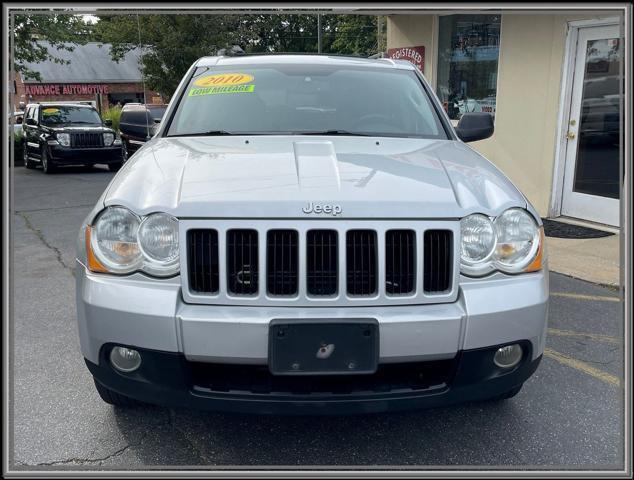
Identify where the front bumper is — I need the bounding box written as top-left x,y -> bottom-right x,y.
76,262 -> 548,413
49,145 -> 123,164
88,342 -> 542,415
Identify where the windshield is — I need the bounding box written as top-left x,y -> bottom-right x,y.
167,64 -> 447,138
40,106 -> 102,126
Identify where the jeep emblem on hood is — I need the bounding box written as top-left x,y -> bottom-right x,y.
302,202 -> 342,216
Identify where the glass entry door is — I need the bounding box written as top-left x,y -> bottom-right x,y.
561,23 -> 621,226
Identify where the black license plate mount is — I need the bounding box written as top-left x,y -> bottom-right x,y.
268,319 -> 379,376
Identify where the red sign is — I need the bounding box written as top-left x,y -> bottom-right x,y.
24,84 -> 110,96
386,46 -> 425,73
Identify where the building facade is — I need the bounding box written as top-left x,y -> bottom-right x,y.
13,42 -> 165,113
387,10 -> 623,227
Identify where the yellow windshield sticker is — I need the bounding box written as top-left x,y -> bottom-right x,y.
188,84 -> 255,97
42,108 -> 60,115
193,73 -> 254,87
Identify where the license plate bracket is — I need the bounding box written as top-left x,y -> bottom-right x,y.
268,319 -> 379,376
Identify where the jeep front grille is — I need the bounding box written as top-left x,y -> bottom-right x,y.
346,230 -> 378,296
227,229 -> 258,295
267,230 -> 298,296
385,230 -> 416,295
187,229 -> 219,294
182,220 -> 458,306
306,230 -> 338,296
70,132 -> 103,148
424,230 -> 453,293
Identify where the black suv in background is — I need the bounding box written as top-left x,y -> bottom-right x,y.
118,103 -> 167,159
22,103 -> 124,173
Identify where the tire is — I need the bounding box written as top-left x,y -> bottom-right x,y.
122,142 -> 129,163
24,143 -> 36,169
41,147 -> 56,174
93,379 -> 144,407
108,162 -> 122,172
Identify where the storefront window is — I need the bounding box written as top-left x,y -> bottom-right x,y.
436,14 -> 501,120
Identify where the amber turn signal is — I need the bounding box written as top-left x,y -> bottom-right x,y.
524,227 -> 545,273
85,226 -> 109,273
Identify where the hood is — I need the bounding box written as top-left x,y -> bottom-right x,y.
103,136 -> 527,219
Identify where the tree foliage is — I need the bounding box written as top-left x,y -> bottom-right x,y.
94,13 -> 387,98
12,13 -> 92,80
93,14 -> 248,97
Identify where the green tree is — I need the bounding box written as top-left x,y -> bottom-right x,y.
93,13 -> 387,98
93,14 -> 247,97
12,13 -> 92,80
328,15 -> 385,56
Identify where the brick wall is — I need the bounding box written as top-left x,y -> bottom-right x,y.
14,72 -> 165,112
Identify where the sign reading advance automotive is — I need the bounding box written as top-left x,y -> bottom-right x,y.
386,46 -> 425,73
24,84 -> 110,95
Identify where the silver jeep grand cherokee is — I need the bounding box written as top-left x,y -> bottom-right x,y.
75,55 -> 548,414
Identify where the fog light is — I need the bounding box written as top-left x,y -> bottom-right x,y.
493,344 -> 523,369
110,346 -> 142,372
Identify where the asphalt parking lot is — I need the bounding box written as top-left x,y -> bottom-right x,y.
10,165 -> 624,470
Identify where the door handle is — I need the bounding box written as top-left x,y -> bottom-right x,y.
566,131 -> 576,140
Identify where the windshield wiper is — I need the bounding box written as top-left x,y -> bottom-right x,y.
172,130 -> 237,137
297,129 -> 375,136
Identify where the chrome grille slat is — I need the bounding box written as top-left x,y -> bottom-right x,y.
181,220 -> 458,306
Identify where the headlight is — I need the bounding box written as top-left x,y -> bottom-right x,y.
90,207 -> 142,273
460,209 -> 544,276
493,208 -> 541,273
87,207 -> 179,277
460,214 -> 496,276
138,213 -> 180,275
103,132 -> 115,146
57,133 -> 70,146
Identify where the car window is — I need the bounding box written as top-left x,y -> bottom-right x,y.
148,107 -> 166,121
40,106 -> 102,126
121,108 -> 165,125
167,64 -> 447,139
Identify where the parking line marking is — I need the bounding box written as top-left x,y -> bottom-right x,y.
543,347 -> 621,387
551,292 -> 620,302
548,328 -> 620,345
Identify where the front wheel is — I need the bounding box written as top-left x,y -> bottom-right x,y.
93,379 -> 144,407
41,147 -> 56,174
108,162 -> 122,172
121,142 -> 129,163
24,143 -> 36,169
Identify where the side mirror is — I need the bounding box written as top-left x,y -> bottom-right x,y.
25,118 -> 37,126
455,112 -> 494,143
103,119 -> 113,127
16,116 -> 23,125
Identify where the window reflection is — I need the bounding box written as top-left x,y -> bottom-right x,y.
436,14 -> 501,120
573,38 -> 621,199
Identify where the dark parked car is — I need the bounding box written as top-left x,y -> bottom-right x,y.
22,102 -> 124,173
118,103 -> 167,160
